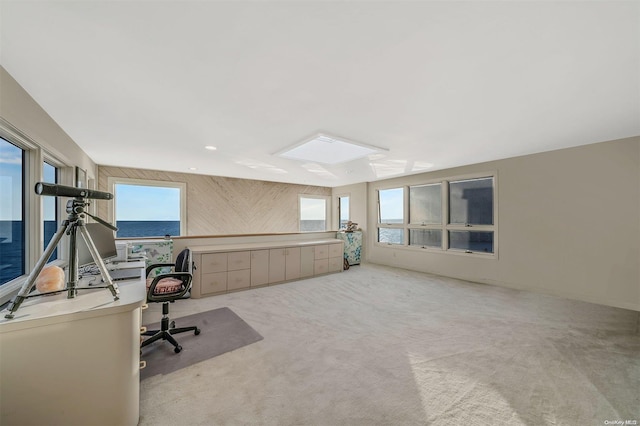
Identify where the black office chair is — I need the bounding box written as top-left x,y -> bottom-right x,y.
141,248 -> 200,353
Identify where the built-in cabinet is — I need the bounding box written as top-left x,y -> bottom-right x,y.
300,246 -> 315,278
270,247 -> 302,283
191,239 -> 343,298
0,269 -> 146,426
251,250 -> 269,287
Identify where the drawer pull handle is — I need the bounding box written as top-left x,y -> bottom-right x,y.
140,360 -> 147,370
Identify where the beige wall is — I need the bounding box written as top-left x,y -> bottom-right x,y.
367,137 -> 640,311
0,66 -> 95,182
97,165 -> 332,235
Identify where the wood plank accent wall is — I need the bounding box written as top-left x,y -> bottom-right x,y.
96,166 -> 331,235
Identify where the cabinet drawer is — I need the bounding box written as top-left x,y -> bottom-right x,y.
201,271 -> 227,294
328,256 -> 343,273
314,258 -> 329,275
227,269 -> 251,291
328,243 -> 343,258
314,245 -> 328,260
228,251 -> 250,271
201,253 -> 228,274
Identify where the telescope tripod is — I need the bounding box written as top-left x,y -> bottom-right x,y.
4,197 -> 120,319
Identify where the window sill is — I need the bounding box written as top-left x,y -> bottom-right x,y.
0,259 -> 67,306
374,242 -> 497,258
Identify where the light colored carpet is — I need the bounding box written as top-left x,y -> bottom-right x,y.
139,264 -> 640,426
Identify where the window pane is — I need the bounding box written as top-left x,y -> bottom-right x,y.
339,196 -> 349,229
449,231 -> 494,253
449,177 -> 493,225
378,188 -> 403,224
378,227 -> 403,244
409,229 -> 442,248
0,138 -> 25,285
43,162 -> 58,261
409,183 -> 441,224
115,184 -> 181,237
300,197 -> 326,232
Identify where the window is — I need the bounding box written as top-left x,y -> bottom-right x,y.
377,187 -> 404,244
449,230 -> 494,253
299,196 -> 328,232
376,176 -> 495,254
409,183 -> 442,225
378,187 -> 403,224
409,229 -> 442,248
447,177 -> 494,253
379,228 -> 404,245
109,178 -> 186,238
0,138 -> 25,285
449,178 -> 493,225
409,183 -> 442,248
0,124 -> 71,304
338,196 -> 350,229
43,161 -> 58,261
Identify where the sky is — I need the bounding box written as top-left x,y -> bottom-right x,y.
0,138 -> 22,221
379,187 -> 404,222
115,184 -> 180,221
299,197 -> 326,221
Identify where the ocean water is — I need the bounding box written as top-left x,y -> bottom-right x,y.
116,220 -> 180,238
300,220 -> 326,232
0,220 -> 25,284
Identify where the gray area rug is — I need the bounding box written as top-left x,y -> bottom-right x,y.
140,307 -> 263,380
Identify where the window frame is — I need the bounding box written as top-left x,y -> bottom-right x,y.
298,194 -> 330,232
42,159 -> 61,261
446,176 -> 495,254
375,172 -> 497,257
337,194 -> 350,230
0,120 -> 71,304
376,186 -> 406,246
408,182 -> 444,249
107,177 -> 187,237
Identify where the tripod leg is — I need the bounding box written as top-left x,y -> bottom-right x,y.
4,221 -> 71,319
77,226 -> 120,300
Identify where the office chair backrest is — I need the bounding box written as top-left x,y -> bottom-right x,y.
175,248 -> 191,273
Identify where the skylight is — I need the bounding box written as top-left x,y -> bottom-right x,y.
276,134 -> 386,165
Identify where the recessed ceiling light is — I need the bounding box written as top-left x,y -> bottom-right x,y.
275,133 -> 387,165
189,167 -> 197,170
205,146 -> 217,151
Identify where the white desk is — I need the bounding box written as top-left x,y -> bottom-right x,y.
0,262 -> 146,426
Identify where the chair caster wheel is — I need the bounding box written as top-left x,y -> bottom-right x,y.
174,345 -> 182,353
170,321 -> 176,329
194,328 -> 201,335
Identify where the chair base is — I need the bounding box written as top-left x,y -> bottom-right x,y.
141,303 -> 200,353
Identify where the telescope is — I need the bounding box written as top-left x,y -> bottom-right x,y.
35,182 -> 113,200
4,182 -> 119,319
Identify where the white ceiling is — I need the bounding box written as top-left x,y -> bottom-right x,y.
1,1 -> 638,187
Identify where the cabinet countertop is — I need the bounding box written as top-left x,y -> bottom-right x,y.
190,238 -> 343,254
